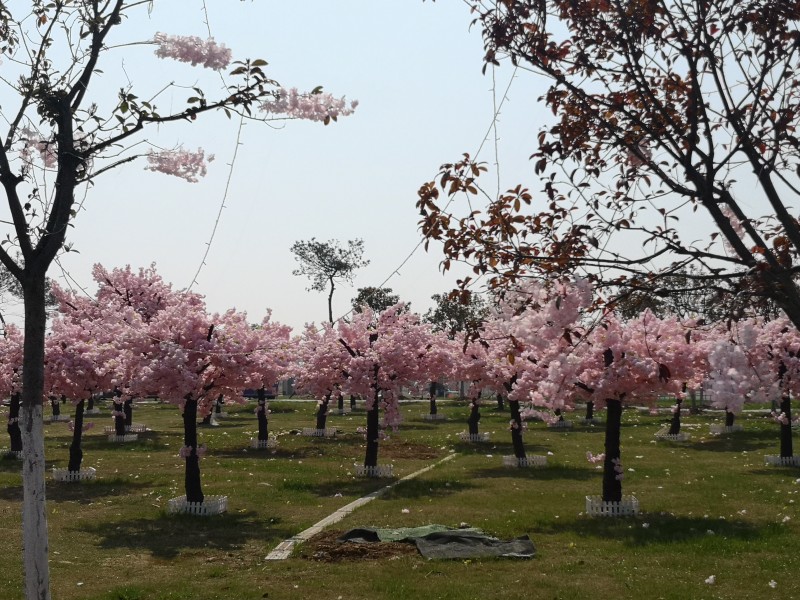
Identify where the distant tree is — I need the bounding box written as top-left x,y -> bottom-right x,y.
424,291 -> 488,340
351,286 -> 401,314
291,238 -> 370,323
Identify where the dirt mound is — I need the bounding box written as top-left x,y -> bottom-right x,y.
299,530 -> 417,562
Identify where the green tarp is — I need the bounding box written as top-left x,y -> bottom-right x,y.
337,525 -> 536,560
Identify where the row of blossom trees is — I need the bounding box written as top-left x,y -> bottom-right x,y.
4,267 -> 800,507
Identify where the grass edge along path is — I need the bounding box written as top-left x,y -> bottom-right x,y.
265,452 -> 458,560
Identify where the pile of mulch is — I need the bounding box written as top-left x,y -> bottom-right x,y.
299,530 -> 418,563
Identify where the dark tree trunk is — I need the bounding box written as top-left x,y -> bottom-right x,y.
183,397 -> 204,504
113,398 -> 126,436
214,394 -> 224,414
87,396 -> 95,411
67,400 -> 85,473
496,394 -> 505,411
585,401 -> 594,421
668,398 -> 683,435
725,410 -> 735,427
364,390 -> 380,468
350,394 -> 357,409
200,412 -> 213,426
50,397 -> 60,418
602,398 -> 623,503
315,393 -> 330,430
467,400 -> 480,435
123,399 -> 132,428
257,388 -> 269,441
7,392 -> 22,452
555,408 -> 564,422
429,381 -> 438,415
509,399 -> 526,460
337,392 -> 344,412
780,393 -> 793,458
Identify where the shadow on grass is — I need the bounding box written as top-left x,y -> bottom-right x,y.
281,477 -> 393,498
473,464 -> 595,481
0,476 -> 152,503
80,432 -> 170,451
687,430 -> 776,453
535,514 -> 770,547
383,478 -> 476,500
82,511 -> 295,559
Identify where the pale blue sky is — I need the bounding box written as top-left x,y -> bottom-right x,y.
36,0 -> 551,331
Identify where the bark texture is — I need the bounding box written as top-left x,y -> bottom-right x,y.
602,399 -> 623,502
183,398 -> 204,504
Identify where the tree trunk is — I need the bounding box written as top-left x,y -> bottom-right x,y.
350,394 -> 357,410
689,389 -> 698,415
215,394 -> 224,414
337,392 -> 344,412
725,410 -> 735,427
67,400 -> 85,473
7,392 -> 22,453
467,400 -> 480,435
315,393 -> 330,430
555,408 -> 564,422
602,398 -> 623,503
257,388 -> 269,441
509,399 -> 526,460
585,401 -> 594,421
21,272 -> 51,600
50,397 -> 60,418
123,399 -> 132,428
113,398 -> 126,436
87,396 -> 95,412
668,398 -> 683,435
364,390 -> 380,468
496,394 -> 505,411
780,393 -> 793,458
183,397 -> 204,504
327,277 -> 335,324
429,397 -> 438,415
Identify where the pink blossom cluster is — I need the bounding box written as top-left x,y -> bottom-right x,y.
145,147 -> 214,183
17,127 -> 57,168
67,421 -> 94,433
260,87 -> 358,122
586,451 -> 605,464
612,457 -> 624,481
153,33 -> 232,70
178,444 -> 207,459
772,410 -> 790,426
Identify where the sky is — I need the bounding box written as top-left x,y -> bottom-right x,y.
13,0 -> 551,333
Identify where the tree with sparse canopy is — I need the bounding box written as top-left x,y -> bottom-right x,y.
418,0 -> 800,331
291,238 -> 369,323
352,286 -> 401,314
424,291 -> 488,340
0,3 -> 355,598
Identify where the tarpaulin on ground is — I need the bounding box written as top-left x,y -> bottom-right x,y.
337,525 -> 535,560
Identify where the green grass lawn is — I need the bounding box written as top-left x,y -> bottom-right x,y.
1,398 -> 799,599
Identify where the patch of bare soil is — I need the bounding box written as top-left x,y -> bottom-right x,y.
380,441 -> 439,460
299,530 -> 418,563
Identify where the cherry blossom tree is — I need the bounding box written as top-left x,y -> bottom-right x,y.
0,4 -> 355,596
338,305 -> 435,470
130,297 -> 261,504
43,316 -> 118,473
295,323 -> 350,432
0,325 -> 23,456
247,313 -> 294,444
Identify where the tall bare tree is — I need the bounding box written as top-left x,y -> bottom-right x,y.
291,238 -> 369,323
